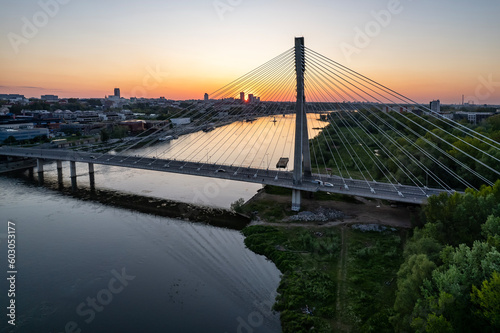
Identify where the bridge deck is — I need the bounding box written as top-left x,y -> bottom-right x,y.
0,147 -> 452,204
0,157 -> 37,174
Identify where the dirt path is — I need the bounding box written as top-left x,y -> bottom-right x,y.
248,192 -> 415,229
334,226 -> 350,331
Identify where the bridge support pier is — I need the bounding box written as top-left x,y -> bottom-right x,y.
37,159 -> 44,184
70,161 -> 77,191
28,167 -> 34,179
292,189 -> 301,212
88,163 -> 95,190
57,160 -> 63,187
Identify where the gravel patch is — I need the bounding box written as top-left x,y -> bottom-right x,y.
351,224 -> 397,232
285,207 -> 345,222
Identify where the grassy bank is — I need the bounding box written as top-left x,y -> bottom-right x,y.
242,225 -> 406,332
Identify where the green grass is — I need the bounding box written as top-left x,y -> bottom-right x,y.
243,226 -> 340,332
240,196 -> 294,222
341,228 -> 407,332
242,225 -> 407,332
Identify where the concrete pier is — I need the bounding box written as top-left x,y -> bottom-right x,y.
292,189 -> 301,212
88,163 -> 95,190
70,161 -> 77,191
37,159 -> 44,184
57,160 -> 63,187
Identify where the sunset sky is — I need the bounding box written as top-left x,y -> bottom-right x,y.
1,0 -> 499,104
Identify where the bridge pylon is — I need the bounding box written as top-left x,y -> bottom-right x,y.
292,37 -> 311,211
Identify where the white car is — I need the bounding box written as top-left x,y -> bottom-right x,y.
324,182 -> 334,187
311,179 -> 324,186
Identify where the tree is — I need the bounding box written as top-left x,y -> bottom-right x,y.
471,271 -> 500,329
100,129 -> 110,142
482,215 -> 500,248
392,254 -> 437,332
424,313 -> 454,333
403,226 -> 444,263
111,126 -> 128,139
413,241 -> 500,332
88,99 -> 102,107
9,104 -> 22,114
230,198 -> 245,213
486,114 -> 500,131
3,136 -> 17,145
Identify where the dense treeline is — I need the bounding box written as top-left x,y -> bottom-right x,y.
391,181 -> 500,332
310,111 -> 500,190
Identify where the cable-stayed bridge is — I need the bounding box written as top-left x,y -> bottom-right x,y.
1,37 -> 499,211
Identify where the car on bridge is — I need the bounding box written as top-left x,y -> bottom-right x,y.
311,179 -> 324,186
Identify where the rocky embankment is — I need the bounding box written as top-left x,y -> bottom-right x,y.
284,207 -> 345,222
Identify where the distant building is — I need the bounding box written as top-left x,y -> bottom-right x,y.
41,95 -> 59,101
0,94 -> 25,100
240,92 -> 245,102
204,93 -> 209,102
171,118 -> 191,126
383,105 -> 413,113
75,111 -> 100,123
0,127 -> 49,143
99,112 -> 121,121
53,110 -> 77,121
454,111 -> 495,125
114,88 -> 121,98
120,120 -> 145,132
430,100 -> 440,113
248,94 -> 254,103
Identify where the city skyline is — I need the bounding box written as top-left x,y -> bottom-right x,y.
1,0 -> 500,104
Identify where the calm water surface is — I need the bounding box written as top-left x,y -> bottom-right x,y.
0,115 -> 329,332
0,177 -> 281,333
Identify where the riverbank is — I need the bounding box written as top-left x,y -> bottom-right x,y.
240,186 -> 415,332
240,185 -> 418,229
8,171 -> 250,230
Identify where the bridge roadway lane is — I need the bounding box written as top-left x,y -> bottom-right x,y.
0,147 -> 452,204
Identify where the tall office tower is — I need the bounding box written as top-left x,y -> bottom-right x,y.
114,88 -> 121,98
430,100 -> 440,113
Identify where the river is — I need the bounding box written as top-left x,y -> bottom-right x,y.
0,115 -> 329,333
0,176 -> 281,333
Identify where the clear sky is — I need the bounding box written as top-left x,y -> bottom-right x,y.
1,0 -> 499,104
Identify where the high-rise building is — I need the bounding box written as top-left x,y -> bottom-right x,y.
240,92 -> 245,102
248,94 -> 254,103
430,100 -> 440,113
114,88 -> 121,98
204,93 -> 209,101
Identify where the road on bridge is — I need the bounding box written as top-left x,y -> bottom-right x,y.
0,146 -> 451,204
